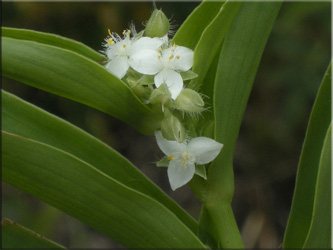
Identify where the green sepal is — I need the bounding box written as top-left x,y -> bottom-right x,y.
156,157 -> 170,167
195,165 -> 207,180
181,70 -> 198,81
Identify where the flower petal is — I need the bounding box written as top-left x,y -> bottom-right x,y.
188,137 -> 223,164
105,56 -> 129,79
172,46 -> 194,72
167,160 -> 195,190
131,37 -> 164,52
129,49 -> 162,75
155,131 -> 186,156
154,69 -> 183,99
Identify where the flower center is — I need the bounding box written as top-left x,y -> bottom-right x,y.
180,151 -> 193,168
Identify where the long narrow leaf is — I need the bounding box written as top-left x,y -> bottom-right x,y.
2,37 -> 162,134
189,1 -> 241,91
2,27 -> 105,62
197,2 -> 282,248
283,64 -> 331,248
303,124 -> 331,248
2,132 -> 206,248
2,90 -> 197,233
2,218 -> 65,249
172,1 -> 223,49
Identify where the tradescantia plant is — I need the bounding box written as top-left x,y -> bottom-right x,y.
1,1 -> 331,249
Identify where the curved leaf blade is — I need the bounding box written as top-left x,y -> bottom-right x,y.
2,218 -> 65,249
2,37 -> 161,134
2,131 -> 206,248
283,64 -> 331,248
195,2 -> 282,248
2,90 -> 197,234
189,1 -> 241,91
303,124 -> 331,248
2,27 -> 105,62
172,1 -> 223,49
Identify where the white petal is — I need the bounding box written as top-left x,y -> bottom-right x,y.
129,49 -> 162,75
105,46 -> 117,58
131,37 -> 164,53
161,35 -> 169,44
172,46 -> 194,72
167,160 -> 195,190
188,137 -> 223,164
154,69 -> 183,99
105,56 -> 129,79
155,131 -> 186,156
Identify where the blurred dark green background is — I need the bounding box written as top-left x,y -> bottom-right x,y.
2,1 -> 331,248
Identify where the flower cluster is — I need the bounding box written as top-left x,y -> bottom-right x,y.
103,9 -> 223,190
104,29 -> 193,100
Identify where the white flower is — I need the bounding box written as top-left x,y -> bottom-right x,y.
104,30 -> 164,79
155,131 -> 223,190
130,45 -> 194,99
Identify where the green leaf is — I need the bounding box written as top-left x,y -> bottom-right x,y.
2,27 -> 105,63
2,37 -> 162,135
2,131 -> 206,248
189,1 -> 241,91
283,64 -> 331,248
2,218 -> 65,249
303,124 -> 331,248
2,90 -> 197,234
172,1 -> 223,49
193,2 -> 282,248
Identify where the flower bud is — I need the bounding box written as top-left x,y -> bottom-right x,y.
161,111 -> 185,142
145,9 -> 170,38
149,84 -> 171,105
174,88 -> 205,113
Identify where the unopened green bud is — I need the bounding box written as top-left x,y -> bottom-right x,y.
174,88 -> 205,113
161,111 -> 185,142
145,9 -> 170,38
149,84 -> 171,105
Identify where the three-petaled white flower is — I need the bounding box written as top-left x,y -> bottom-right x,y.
104,30 -> 164,79
155,131 -> 223,190
130,45 -> 194,99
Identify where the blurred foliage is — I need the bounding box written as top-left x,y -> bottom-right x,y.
2,1 -> 331,248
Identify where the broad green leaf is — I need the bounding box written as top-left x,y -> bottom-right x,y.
173,1 -> 223,49
2,27 -> 105,63
2,90 -> 197,234
303,125 -> 331,248
283,64 -> 331,248
2,218 -> 65,249
189,1 -> 241,91
2,132 -> 206,248
195,2 -> 282,248
2,37 -> 162,134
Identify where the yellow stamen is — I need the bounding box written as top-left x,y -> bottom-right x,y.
107,38 -> 115,45
108,39 -> 115,45
123,29 -> 131,37
168,54 -> 174,61
108,29 -> 112,36
167,155 -> 174,161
